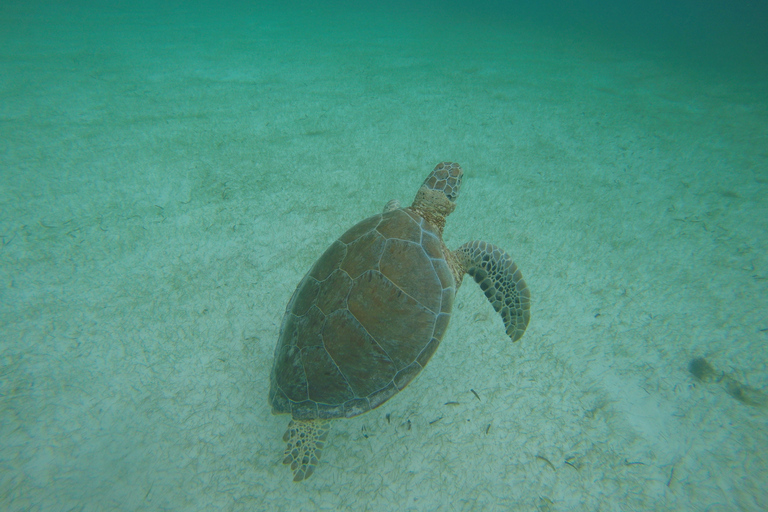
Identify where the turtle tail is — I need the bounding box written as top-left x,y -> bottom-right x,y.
282,418 -> 332,481
456,241 -> 531,342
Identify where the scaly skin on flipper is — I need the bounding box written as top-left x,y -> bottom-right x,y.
455,241 -> 531,342
282,419 -> 332,481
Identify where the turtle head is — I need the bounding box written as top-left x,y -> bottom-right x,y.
410,162 -> 463,228
421,161 -> 463,202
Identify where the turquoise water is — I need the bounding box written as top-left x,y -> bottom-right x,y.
2,1 -> 766,510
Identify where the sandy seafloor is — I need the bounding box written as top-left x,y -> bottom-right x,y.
1,1 -> 767,510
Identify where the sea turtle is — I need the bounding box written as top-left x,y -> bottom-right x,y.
269,162 -> 531,481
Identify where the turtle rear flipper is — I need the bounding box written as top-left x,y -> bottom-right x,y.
282,419 -> 331,481
456,241 -> 530,342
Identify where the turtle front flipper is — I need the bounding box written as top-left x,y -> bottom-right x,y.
383,199 -> 400,212
282,418 -> 332,481
456,241 -> 531,342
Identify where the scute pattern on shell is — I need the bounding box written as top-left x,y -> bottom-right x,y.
269,208 -> 456,420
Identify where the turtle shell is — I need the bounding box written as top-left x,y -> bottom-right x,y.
269,207 -> 457,420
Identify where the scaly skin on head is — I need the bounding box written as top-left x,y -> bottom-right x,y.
408,162 -> 463,235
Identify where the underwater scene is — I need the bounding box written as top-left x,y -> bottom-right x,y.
2,0 -> 767,510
